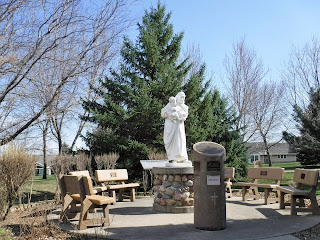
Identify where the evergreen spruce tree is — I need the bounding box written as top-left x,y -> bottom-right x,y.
83,3 -> 190,177
283,88 -> 320,165
83,2 -> 248,180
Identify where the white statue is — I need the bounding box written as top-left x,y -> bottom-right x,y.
161,92 -> 190,165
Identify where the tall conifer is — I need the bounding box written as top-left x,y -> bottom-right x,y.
283,88 -> 320,165
83,2 -> 247,179
83,3 -> 190,175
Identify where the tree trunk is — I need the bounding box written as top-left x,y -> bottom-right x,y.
42,120 -> 49,179
262,136 -> 272,167
58,132 -> 62,155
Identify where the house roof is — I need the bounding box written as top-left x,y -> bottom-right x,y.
35,155 -> 57,166
246,142 -> 297,155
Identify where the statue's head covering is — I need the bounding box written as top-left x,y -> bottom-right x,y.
175,92 -> 186,104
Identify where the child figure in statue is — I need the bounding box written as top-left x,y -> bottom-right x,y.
161,92 -> 190,165
168,96 -> 179,122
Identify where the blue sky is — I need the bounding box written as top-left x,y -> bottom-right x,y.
130,1 -> 320,91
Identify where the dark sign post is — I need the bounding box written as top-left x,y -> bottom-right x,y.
193,141 -> 226,230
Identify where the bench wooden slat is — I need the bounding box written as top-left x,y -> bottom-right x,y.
238,183 -> 279,189
224,167 -> 235,198
108,183 -> 139,189
276,186 -> 309,196
96,169 -> 129,182
69,171 -> 91,178
247,167 -> 284,181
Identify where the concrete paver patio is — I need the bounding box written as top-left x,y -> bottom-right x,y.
50,196 -> 320,240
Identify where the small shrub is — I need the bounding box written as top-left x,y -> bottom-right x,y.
94,152 -> 119,170
51,155 -> 74,202
0,143 -> 36,220
148,151 -> 167,160
74,153 -> 91,171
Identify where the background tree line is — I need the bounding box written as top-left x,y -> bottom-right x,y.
0,0 -> 320,184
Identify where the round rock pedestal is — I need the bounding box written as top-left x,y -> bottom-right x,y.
152,167 -> 194,213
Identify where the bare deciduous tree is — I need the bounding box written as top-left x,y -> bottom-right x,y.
223,38 -> 268,142
0,0 -> 132,147
282,37 -> 320,110
251,81 -> 285,166
223,38 -> 286,166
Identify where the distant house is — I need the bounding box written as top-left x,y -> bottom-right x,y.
246,142 -> 297,164
34,155 -> 56,176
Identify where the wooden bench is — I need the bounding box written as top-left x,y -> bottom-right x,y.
95,169 -> 140,203
68,170 -> 107,194
276,168 -> 320,215
238,167 -> 284,204
225,167 -> 235,198
59,175 -> 115,230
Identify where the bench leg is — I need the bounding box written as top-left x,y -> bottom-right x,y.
279,191 -> 285,209
60,195 -> 73,222
130,188 -> 136,201
119,189 -> 124,202
226,184 -> 232,198
251,187 -> 259,200
264,188 -> 271,205
291,195 -> 297,216
274,190 -> 280,203
109,190 -> 116,204
310,195 -> 320,215
79,198 -> 92,230
242,187 -> 248,201
102,204 -> 111,226
297,197 -> 305,207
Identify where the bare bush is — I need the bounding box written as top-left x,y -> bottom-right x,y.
0,143 -> 36,220
74,153 -> 90,171
50,155 -> 74,202
142,151 -> 167,194
74,153 -> 93,178
148,152 -> 167,160
95,152 -> 119,170
50,155 -> 74,177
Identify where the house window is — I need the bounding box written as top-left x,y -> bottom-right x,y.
278,155 -> 287,159
250,155 -> 259,163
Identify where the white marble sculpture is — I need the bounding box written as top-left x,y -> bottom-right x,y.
161,92 -> 191,166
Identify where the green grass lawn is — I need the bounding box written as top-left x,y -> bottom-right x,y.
21,175 -> 57,204
18,162 -> 320,204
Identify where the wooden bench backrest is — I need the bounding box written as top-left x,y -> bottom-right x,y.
224,167 -> 235,180
68,170 -> 91,177
248,167 -> 284,181
95,169 -> 129,183
61,175 -> 82,195
293,168 -> 319,187
61,175 -> 94,196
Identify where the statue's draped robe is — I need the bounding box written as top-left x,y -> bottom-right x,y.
161,103 -> 188,161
